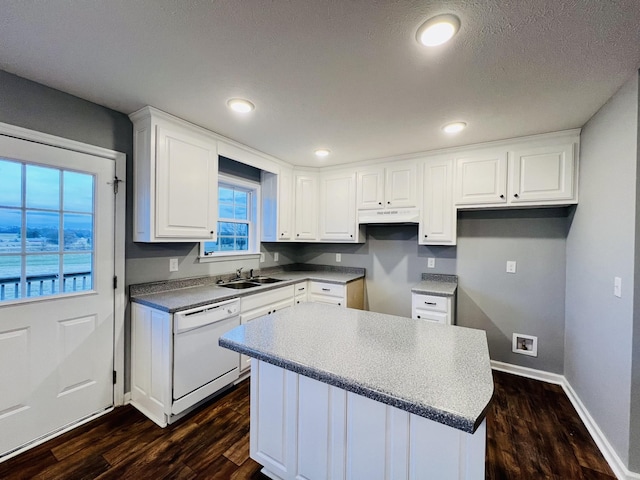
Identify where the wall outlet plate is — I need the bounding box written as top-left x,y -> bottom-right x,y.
427,257 -> 435,268
336,253 -> 342,263
274,252 -> 279,262
169,258 -> 179,272
506,261 -> 517,273
512,333 -> 537,357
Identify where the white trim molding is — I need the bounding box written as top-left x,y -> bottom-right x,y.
491,361 -> 640,480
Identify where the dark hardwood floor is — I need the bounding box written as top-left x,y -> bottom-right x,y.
0,371 -> 616,479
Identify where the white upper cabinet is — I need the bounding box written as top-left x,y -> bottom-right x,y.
419,157 -> 456,245
454,149 -> 508,205
455,132 -> 579,208
277,167 -> 294,241
130,107 -> 218,242
508,143 -> 575,203
319,171 -> 357,241
294,171 -> 319,241
357,162 -> 417,210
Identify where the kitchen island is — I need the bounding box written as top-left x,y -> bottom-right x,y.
220,302 -> 493,480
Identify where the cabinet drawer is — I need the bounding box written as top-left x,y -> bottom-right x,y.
309,294 -> 344,306
241,285 -> 294,312
309,281 -> 345,298
411,294 -> 448,313
413,309 -> 448,324
294,282 -> 308,295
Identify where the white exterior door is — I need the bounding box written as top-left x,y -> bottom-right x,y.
0,135 -> 115,458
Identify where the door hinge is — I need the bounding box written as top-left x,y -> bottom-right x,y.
109,176 -> 123,195
113,370 -> 117,385
113,276 -> 118,289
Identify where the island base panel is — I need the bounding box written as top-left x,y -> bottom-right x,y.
249,359 -> 486,480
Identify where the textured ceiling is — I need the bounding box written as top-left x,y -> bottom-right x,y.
1,1 -> 639,167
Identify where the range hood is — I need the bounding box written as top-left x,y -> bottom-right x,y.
358,207 -> 420,224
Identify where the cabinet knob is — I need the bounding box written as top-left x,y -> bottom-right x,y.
417,315 -> 421,319
514,193 -> 519,198
424,234 -> 428,238
210,230 -> 214,234
387,201 -> 391,205
296,233 -> 300,237
378,202 -> 382,205
350,234 -> 353,238
281,233 -> 284,236
499,195 -> 505,199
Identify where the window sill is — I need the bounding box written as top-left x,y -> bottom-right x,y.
198,252 -> 261,263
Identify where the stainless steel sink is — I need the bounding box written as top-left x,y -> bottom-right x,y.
219,281 -> 261,289
248,277 -> 283,284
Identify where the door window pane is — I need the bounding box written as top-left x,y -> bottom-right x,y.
0,159 -> 22,207
63,213 -> 93,251
26,164 -> 59,210
26,254 -> 60,297
26,211 -> 59,252
0,255 -> 21,301
63,254 -> 92,292
63,171 -> 94,213
0,208 -> 22,253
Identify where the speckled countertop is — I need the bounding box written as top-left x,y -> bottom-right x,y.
219,302 -> 493,433
130,266 -> 365,313
411,273 -> 458,297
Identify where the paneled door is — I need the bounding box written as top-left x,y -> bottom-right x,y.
0,135 -> 115,458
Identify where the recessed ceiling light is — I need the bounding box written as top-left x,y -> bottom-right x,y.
416,14 -> 461,47
227,98 -> 255,113
442,122 -> 467,134
315,149 -> 331,158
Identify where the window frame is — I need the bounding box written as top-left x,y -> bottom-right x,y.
199,173 -> 261,260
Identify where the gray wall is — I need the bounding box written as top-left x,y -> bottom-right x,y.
456,209 -> 567,373
296,212 -> 569,374
565,72 -> 638,468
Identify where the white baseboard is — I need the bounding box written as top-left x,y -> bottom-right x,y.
123,392 -> 132,405
491,361 -> 640,480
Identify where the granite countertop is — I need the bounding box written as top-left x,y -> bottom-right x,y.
411,273 -> 458,297
130,268 -> 364,313
219,302 -> 493,433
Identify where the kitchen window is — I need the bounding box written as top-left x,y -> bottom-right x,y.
200,174 -> 260,259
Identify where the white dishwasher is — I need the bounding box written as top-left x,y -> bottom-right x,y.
172,298 -> 240,415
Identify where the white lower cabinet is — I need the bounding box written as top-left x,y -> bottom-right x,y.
240,285 -> 295,372
250,359 -> 485,480
411,293 -> 454,325
309,279 -> 364,309
294,281 -> 308,305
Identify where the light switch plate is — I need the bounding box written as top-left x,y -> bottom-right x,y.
169,258 -> 179,272
427,257 -> 435,268
274,252 -> 279,262
614,277 -> 622,298
506,261 -> 517,274
336,253 -> 342,263
260,252 -> 265,263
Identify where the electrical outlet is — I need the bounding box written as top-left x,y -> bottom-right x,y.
506,261 -> 517,274
274,252 -> 279,262
427,257 -> 435,268
169,258 -> 179,272
336,253 -> 342,263
512,333 -> 537,357
260,252 -> 265,263
614,277 -> 622,298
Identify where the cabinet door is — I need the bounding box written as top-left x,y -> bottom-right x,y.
155,124 -> 218,239
420,158 -> 456,245
294,173 -> 318,240
356,168 -> 385,210
509,143 -> 575,203
278,168 -> 293,240
385,163 -> 417,208
319,172 -> 356,241
455,150 -> 507,205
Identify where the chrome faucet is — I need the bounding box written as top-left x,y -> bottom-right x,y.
235,267 -> 243,279
249,268 -> 254,278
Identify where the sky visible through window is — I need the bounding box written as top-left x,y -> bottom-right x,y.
0,158 -> 95,301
